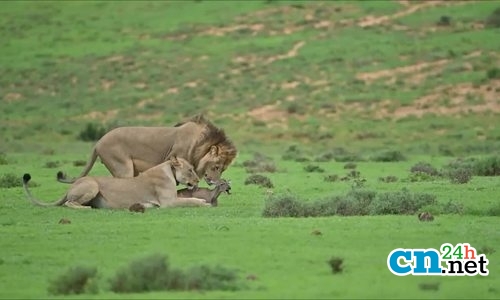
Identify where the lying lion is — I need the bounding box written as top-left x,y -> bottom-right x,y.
23,157 -> 210,209
57,114 -> 237,186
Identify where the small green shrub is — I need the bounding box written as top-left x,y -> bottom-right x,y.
244,174 -> 273,188
343,162 -> 357,169
324,174 -> 339,182
78,123 -> 107,142
486,68 -> 500,80
379,175 -> 398,183
48,265 -> 98,295
281,145 -> 302,161
1,173 -> 23,188
327,257 -> 344,274
478,246 -> 496,255
405,172 -> 437,182
0,153 -> 8,165
44,161 -> 61,169
109,253 -> 171,293
473,156 -> 500,176
410,162 -> 438,176
109,253 -> 241,293
262,194 -> 305,217
334,189 -> 376,216
73,160 -> 87,167
448,167 -> 472,184
486,7 -> 500,28
369,188 -> 437,215
440,200 -> 464,214
185,265 -> 240,291
303,164 -> 324,173
370,150 -> 406,162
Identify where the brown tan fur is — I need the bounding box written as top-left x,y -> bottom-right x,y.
24,157 -> 210,210
57,114 -> 237,185
177,179 -> 231,207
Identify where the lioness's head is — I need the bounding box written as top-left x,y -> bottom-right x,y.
170,156 -> 200,190
197,145 -> 237,185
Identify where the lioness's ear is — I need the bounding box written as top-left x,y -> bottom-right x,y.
171,156 -> 181,167
210,145 -> 219,155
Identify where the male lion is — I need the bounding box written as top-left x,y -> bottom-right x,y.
57,114 -> 237,185
23,157 -> 210,209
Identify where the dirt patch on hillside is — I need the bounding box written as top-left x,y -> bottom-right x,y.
248,103 -> 288,123
3,92 -> 23,102
357,59 -> 449,83
358,1 -> 471,28
265,41 -> 306,65
374,80 -> 500,119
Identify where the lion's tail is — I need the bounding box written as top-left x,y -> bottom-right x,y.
23,173 -> 67,206
57,148 -> 98,184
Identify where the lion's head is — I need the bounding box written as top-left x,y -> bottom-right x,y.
170,156 -> 200,190
176,114 -> 238,185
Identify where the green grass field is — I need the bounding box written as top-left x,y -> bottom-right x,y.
1,1 -> 500,299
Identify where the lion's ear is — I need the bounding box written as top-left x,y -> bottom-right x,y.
210,145 -> 219,155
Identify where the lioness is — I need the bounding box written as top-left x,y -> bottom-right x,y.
57,114 -> 237,185
23,157 -> 210,209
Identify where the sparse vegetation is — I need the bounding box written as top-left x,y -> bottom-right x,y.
242,152 -> 277,173
324,174 -> 339,182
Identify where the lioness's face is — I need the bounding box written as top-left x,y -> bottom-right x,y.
171,157 -> 200,190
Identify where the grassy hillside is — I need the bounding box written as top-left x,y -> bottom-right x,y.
1,2 -> 500,299
2,0 -> 500,156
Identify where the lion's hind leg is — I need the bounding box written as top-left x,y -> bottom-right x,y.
65,178 -> 99,209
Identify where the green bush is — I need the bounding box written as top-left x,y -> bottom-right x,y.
486,7 -> 500,28
244,174 -> 273,188
109,253 -> 241,293
334,189 -> 376,216
448,167 -> 472,184
324,174 -> 339,182
379,175 -> 398,183
410,162 -> 438,176
370,150 -> 406,162
0,152 -> 8,165
1,173 -> 35,188
48,266 -> 98,295
262,188 -> 437,217
282,145 -> 308,162
473,156 -> 500,176
303,164 -> 325,173
78,123 -> 107,142
370,188 -> 437,215
262,194 -> 306,217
